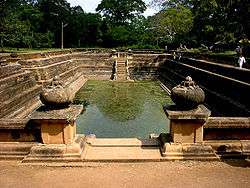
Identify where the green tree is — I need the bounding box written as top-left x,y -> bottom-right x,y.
96,0 -> 147,25
149,5 -> 193,46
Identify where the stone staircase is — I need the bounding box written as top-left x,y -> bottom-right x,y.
116,58 -> 127,81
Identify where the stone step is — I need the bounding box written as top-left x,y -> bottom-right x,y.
0,85 -> 42,118
0,78 -> 37,103
24,59 -> 78,81
0,64 -> 22,79
0,71 -> 35,91
84,146 -> 162,162
88,138 -> 159,147
0,142 -> 37,160
117,59 -> 125,61
84,138 -> 161,161
117,71 -> 126,74
117,74 -> 126,77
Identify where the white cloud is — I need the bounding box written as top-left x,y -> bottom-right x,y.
67,0 -> 157,17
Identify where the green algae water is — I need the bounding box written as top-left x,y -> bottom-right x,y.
74,80 -> 172,138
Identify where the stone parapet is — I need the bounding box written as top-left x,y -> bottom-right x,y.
160,60 -> 250,116
181,57 -> 250,84
204,117 -> 250,140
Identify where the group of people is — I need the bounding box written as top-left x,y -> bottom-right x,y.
235,46 -> 246,68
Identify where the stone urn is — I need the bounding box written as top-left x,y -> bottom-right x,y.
171,76 -> 205,109
40,76 -> 73,108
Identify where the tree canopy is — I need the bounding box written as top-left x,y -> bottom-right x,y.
0,0 -> 249,50
96,0 -> 147,25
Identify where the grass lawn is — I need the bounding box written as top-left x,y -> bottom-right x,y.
0,48 -> 66,56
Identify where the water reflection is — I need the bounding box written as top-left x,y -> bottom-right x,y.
74,80 -> 172,138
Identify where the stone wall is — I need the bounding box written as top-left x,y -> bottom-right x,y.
0,64 -> 42,119
159,59 -> 250,117
0,51 -> 115,120
72,53 -> 114,80
129,54 -> 169,79
1,51 -> 250,119
180,57 -> 250,84
18,52 -> 114,83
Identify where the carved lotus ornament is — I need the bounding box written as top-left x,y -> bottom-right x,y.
171,76 -> 205,109
40,76 -> 73,107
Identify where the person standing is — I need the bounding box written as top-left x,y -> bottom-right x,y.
238,54 -> 246,68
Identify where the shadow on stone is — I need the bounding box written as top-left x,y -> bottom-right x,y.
221,159 -> 250,168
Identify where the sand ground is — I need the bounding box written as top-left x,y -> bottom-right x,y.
0,160 -> 249,188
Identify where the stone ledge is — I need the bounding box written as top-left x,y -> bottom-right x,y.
205,140 -> 250,159
164,105 -> 211,120
0,119 -> 29,129
0,142 -> 37,160
30,105 -> 83,122
205,117 -> 250,128
160,142 -> 218,160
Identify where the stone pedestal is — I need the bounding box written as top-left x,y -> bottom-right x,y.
160,105 -> 218,160
165,105 -> 211,144
31,105 -> 83,144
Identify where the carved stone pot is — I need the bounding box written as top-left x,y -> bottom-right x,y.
40,76 -> 73,108
171,76 -> 205,109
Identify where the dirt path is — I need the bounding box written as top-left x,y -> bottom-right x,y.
0,160 -> 249,188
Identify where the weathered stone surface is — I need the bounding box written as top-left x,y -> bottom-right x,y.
22,135 -> 86,163
30,105 -> 83,144
164,104 -> 211,120
204,117 -> 250,140
0,142 -> 37,160
0,119 -> 29,129
171,76 -> 205,109
0,63 -> 22,79
205,140 -> 250,158
31,105 -> 83,121
40,76 -> 73,107
0,85 -> 42,118
0,59 -> 41,119
164,105 -> 211,144
160,59 -> 250,116
205,117 -> 250,128
160,142 -> 218,160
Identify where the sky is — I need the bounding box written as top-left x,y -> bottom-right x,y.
67,0 -> 157,17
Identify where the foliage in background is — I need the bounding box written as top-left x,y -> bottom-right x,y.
0,0 -> 249,50
151,0 -> 250,49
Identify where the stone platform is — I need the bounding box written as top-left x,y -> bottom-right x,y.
0,138 -> 249,165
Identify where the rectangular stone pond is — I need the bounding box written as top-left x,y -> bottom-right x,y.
74,80 -> 172,138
